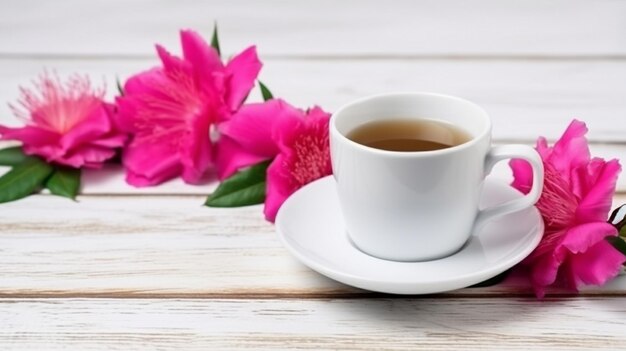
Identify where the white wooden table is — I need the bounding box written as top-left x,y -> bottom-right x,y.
1,1 -> 626,349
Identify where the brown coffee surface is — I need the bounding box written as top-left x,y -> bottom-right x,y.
346,119 -> 472,152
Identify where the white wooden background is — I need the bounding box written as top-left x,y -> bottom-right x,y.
1,1 -> 626,349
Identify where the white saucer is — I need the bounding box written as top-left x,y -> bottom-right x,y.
275,176 -> 544,294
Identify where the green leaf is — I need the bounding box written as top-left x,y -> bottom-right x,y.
607,236 -> 626,257
469,269 -> 510,288
211,23 -> 221,58
0,146 -> 27,166
258,81 -> 273,101
205,161 -> 270,207
116,77 -> 124,96
609,204 -> 626,232
0,157 -> 53,203
46,166 -> 81,200
609,204 -> 625,224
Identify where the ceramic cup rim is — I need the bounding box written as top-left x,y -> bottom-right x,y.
330,91 -> 492,157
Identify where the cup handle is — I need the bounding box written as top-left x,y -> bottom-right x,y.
474,144 -> 544,231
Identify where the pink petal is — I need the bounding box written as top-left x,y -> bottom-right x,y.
113,96 -> 138,133
526,226 -> 574,298
264,155 -> 296,222
274,114 -> 305,152
548,119 -> 590,174
271,106 -> 332,190
306,106 -> 330,119
59,144 -> 117,169
224,46 -> 262,110
529,252 -> 563,299
122,67 -> 167,97
535,137 -> 551,160
58,104 -> 112,152
575,159 -> 621,223
509,158 -> 533,195
90,133 -> 127,148
123,141 -> 181,187
180,29 -> 223,76
305,107 -> 332,124
180,112 -> 212,184
103,103 -> 126,136
560,221 -> 618,254
214,136 -> 268,180
571,158 -> 603,199
220,99 -> 299,158
0,125 -> 59,146
567,239 -> 626,287
558,259 -> 581,291
276,107 -> 331,155
0,125 -> 64,162
116,69 -> 170,133
156,44 -> 190,75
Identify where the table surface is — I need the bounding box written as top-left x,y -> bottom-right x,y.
2,1 -> 626,350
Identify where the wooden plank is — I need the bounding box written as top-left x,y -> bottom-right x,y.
1,58 -> 626,142
0,194 -> 624,297
0,195 -> 351,297
1,297 -> 626,350
1,0 -> 626,57
79,144 -> 626,194
1,142 -> 624,195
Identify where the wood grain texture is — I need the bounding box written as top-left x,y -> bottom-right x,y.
2,0 -> 626,57
0,194 -> 354,297
2,58 -> 626,194
74,144 -> 626,194
1,297 -> 626,350
0,194 -> 624,298
1,58 -> 626,142
2,1 -> 626,349
1,144 -> 624,194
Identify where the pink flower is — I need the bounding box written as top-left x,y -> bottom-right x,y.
510,119 -> 625,297
0,73 -> 126,168
216,99 -> 332,222
116,29 -> 261,186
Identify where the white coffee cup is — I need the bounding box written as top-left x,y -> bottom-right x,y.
330,92 -> 544,262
